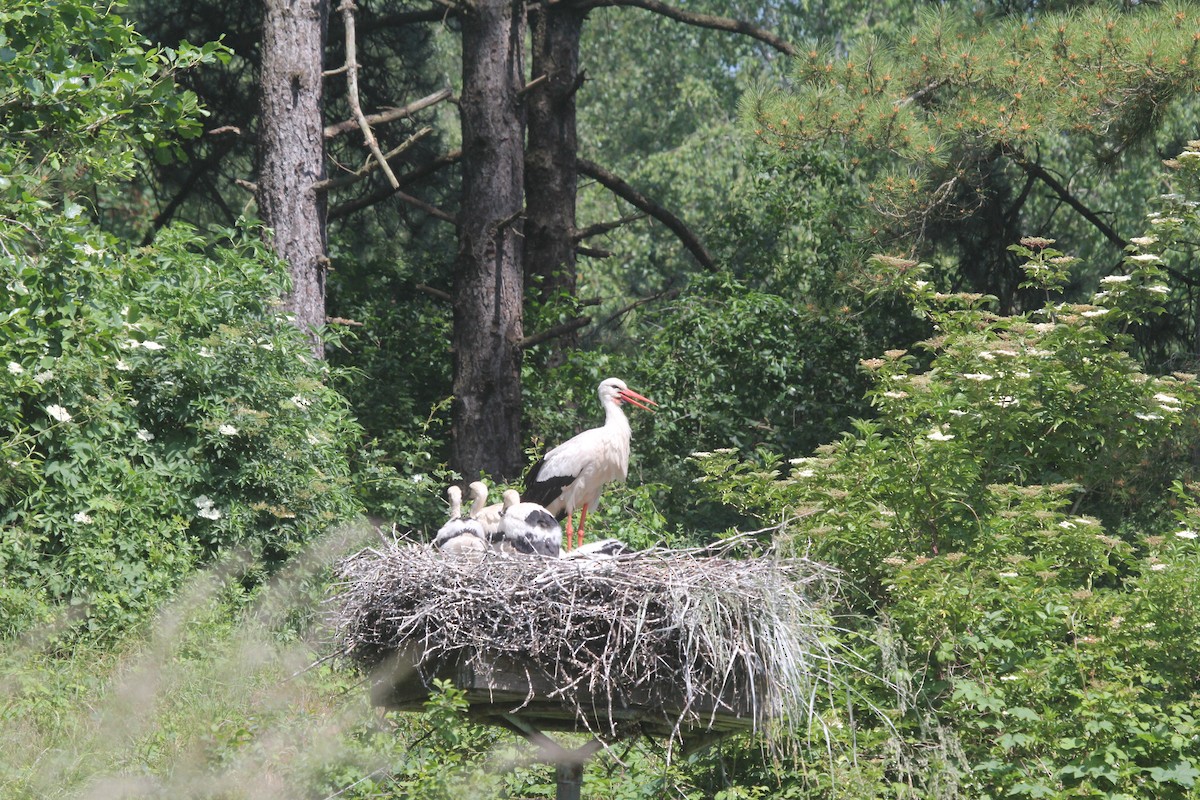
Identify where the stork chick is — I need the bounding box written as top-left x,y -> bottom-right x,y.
433,485 -> 487,555
498,489 -> 562,557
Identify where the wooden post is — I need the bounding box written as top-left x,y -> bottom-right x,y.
555,760 -> 584,800
500,713 -> 607,799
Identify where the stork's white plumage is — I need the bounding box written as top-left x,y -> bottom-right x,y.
524,377 -> 656,550
563,538 -> 632,559
471,481 -> 507,546
433,484 -> 487,553
498,489 -> 562,557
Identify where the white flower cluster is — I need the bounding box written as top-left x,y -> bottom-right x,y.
927,427 -> 954,442
46,404 -> 72,422
125,339 -> 166,351
194,495 -> 222,521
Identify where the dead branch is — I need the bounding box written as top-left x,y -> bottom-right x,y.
519,315 -> 593,349
576,245 -> 613,259
417,283 -> 453,302
578,159 -> 716,270
336,0 -> 400,189
315,127 -> 433,192
518,73 -> 550,98
573,213 -> 646,241
1003,144 -> 1126,249
328,149 -> 461,221
579,0 -> 795,56
324,88 -> 453,140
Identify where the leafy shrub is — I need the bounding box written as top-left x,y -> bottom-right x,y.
690,143 -> 1200,797
1,220 -> 365,638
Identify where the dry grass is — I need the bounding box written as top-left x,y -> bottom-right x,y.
332,535 -> 847,745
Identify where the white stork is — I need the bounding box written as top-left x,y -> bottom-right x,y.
498,489 -> 562,557
432,485 -> 487,555
523,377 -> 656,550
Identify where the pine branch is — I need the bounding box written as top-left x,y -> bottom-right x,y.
315,127 -> 433,192
573,213 -> 646,241
518,315 -> 593,349
1004,145 -> 1126,249
327,149 -> 461,220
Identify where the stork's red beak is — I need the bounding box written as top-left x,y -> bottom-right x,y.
618,388 -> 657,412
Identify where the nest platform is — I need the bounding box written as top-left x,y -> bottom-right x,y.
333,539 -> 839,747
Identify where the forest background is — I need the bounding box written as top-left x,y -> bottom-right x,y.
4,0 -> 1200,797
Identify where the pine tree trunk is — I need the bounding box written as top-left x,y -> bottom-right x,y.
451,0 -> 527,480
259,0 -> 329,358
525,2 -> 584,349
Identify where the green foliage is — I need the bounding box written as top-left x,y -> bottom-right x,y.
744,2 -> 1200,335
690,144 -> 1200,797
0,221 -> 365,638
0,0 -> 365,638
748,3 -> 1200,205
0,0 -> 226,220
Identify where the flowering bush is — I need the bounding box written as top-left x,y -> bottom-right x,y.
0,222 -> 365,638
692,142 -> 1200,798
0,1 -> 364,639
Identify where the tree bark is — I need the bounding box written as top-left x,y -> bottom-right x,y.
451,0 -> 527,480
258,0 -> 329,358
524,1 -> 584,350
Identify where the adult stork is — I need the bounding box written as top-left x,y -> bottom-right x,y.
498,489 -> 562,557
523,377 -> 656,550
433,485 -> 487,555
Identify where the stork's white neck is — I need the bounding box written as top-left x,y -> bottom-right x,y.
602,396 -> 632,437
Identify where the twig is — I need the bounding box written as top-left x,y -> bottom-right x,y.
315,126 -> 433,192
573,213 -> 646,241
579,0 -> 795,56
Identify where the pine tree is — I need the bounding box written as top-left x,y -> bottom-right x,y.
746,3 -> 1200,308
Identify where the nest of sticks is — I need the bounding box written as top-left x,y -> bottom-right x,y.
331,537 -> 844,742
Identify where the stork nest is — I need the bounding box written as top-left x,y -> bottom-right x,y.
331,537 -> 845,742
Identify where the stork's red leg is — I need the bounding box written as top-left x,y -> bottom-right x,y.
576,504 -> 589,550
564,513 -> 575,551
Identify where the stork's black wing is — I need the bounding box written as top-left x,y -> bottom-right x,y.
522,456 -> 573,518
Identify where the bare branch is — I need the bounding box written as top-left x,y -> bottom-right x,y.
324,88 -> 453,140
417,283 -> 453,302
336,0 -> 400,189
373,7 -> 460,25
578,158 -> 716,270
518,315 -> 593,349
518,73 -> 549,98
579,0 -> 795,56
573,213 -> 646,241
599,285 -> 681,330
392,190 -> 457,224
327,149 -> 461,220
1004,145 -> 1126,249
315,126 -> 433,192
576,245 -> 613,259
